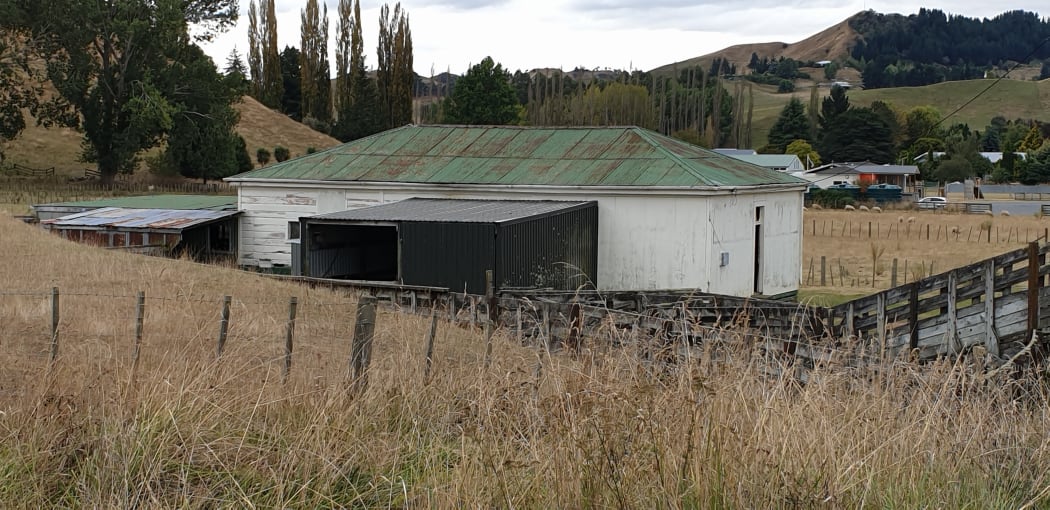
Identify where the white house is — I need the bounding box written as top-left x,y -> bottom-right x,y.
226,125 -> 809,298
797,161 -> 919,190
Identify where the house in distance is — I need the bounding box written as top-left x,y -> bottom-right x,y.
226,125 -> 809,299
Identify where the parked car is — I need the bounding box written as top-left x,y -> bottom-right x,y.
917,196 -> 948,209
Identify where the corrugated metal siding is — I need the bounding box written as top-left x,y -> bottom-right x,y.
228,125 -> 807,188
497,203 -> 598,290
400,222 -> 495,294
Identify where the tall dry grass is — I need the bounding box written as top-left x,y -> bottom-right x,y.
2,215 -> 1050,507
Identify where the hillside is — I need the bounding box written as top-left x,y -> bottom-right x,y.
747,78 -> 1050,149
3,95 -> 340,178
649,17 -> 859,74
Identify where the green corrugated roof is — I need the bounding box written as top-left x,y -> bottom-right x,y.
40,194 -> 237,210
227,125 -> 808,188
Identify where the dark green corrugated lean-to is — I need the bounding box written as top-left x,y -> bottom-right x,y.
229,125 -> 807,188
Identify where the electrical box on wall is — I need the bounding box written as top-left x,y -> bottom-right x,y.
720,251 -> 730,267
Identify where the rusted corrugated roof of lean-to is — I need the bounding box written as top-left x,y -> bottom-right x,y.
227,125 -> 808,188
42,208 -> 240,232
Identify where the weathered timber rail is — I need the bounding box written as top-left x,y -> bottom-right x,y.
269,241 -> 1050,368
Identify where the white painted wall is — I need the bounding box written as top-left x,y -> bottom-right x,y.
235,182 -> 804,296
797,171 -> 857,189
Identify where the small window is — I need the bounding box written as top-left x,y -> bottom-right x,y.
754,206 -> 764,223
288,221 -> 301,240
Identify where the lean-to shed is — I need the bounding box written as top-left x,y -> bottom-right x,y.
226,125 -> 808,298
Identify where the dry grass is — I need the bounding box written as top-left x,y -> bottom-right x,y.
803,208 -> 1050,293
2,214 -> 1050,506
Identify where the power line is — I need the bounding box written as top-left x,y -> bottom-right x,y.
931,36 -> 1050,132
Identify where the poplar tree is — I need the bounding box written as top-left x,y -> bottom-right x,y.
247,1 -> 263,98
259,0 -> 283,109
333,0 -> 379,141
300,0 -> 331,124
376,3 -> 413,130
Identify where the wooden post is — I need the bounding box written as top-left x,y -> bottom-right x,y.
868,221 -> 872,238
216,295 -> 231,358
283,297 -> 298,382
567,301 -> 583,354
423,311 -> 438,384
845,302 -> 855,339
908,283 -> 920,351
132,291 -> 145,368
542,303 -> 552,350
947,271 -> 958,355
48,287 -> 59,364
985,260 -> 999,357
877,292 -> 887,357
891,258 -> 898,288
349,295 -> 377,393
484,270 -> 495,368
1027,241 -> 1040,335
926,223 -> 930,241
820,256 -> 827,286
515,305 -> 523,344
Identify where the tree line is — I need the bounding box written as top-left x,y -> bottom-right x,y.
850,9 -> 1050,89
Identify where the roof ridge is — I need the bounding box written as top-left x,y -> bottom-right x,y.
629,128 -> 713,186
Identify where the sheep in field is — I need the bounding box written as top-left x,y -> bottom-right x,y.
950,226 -> 960,234
872,206 -> 883,213
844,204 -> 856,211
858,205 -> 870,212
907,217 -> 916,223
982,210 -> 994,216
812,203 -> 823,210
898,216 -> 905,223
1001,210 -> 1011,217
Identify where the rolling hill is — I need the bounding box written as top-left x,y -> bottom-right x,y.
747,78 -> 1050,150
3,95 -> 340,178
649,17 -> 859,74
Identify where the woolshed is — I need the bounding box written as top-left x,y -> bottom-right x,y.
226,125 -> 808,298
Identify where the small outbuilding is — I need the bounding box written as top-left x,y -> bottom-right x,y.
32,194 -> 237,221
42,207 -> 239,261
298,198 -> 597,294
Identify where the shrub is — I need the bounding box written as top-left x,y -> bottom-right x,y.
256,148 -> 271,165
306,147 -> 318,155
273,146 -> 291,162
777,80 -> 795,93
810,189 -> 855,209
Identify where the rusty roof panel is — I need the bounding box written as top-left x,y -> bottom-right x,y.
42,207 -> 239,232
228,125 -> 808,188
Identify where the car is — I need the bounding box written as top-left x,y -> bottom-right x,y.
917,196 -> 948,209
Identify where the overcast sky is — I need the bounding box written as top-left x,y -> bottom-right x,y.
198,1 -> 1047,76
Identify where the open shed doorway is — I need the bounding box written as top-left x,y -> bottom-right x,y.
305,223 -> 399,280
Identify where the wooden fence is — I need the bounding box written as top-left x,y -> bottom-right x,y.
0,163 -> 55,178
277,242 -> 1050,369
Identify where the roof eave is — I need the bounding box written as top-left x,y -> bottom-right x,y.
224,178 -> 809,194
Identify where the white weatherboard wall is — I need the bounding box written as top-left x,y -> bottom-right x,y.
236,183 -> 803,296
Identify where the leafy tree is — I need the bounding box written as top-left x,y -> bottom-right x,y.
376,3 -> 413,130
161,45 -> 242,183
443,57 -> 520,125
260,0 -> 282,109
247,1 -> 262,97
786,139 -> 821,169
257,147 -> 271,165
1019,125 -> 1044,153
776,80 -> 795,93
901,106 -> 943,152
274,146 -> 290,162
979,116 -> 1007,151
818,107 -> 895,163
823,62 -> 839,81
279,47 -> 302,121
0,11 -> 39,163
13,0 -> 237,185
767,98 -> 810,152
300,0 -> 331,124
1024,142 -> 1050,184
935,157 -> 973,182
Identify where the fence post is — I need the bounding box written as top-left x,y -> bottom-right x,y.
48,287 -> 59,364
132,291 -> 145,369
1027,242 -> 1040,336
423,310 -> 438,384
484,270 -> 495,369
947,271 -> 959,355
891,258 -> 898,288
820,256 -> 826,287
283,297 -> 298,382
216,295 -> 231,358
908,283 -> 920,352
985,260 -> 999,357
349,295 -> 377,394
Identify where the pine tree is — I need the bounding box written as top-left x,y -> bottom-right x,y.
377,3 -> 413,130
300,0 -> 331,124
